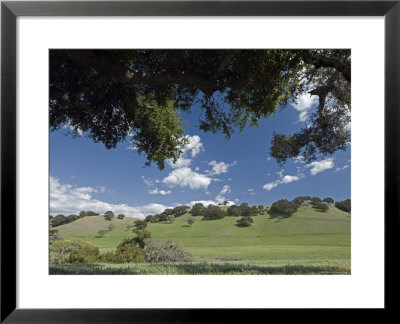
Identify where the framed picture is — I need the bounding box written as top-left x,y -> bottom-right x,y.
1,0 -> 398,322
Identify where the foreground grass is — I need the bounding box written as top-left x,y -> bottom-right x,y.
50,260 -> 350,275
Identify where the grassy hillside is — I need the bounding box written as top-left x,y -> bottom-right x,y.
54,204 -> 350,264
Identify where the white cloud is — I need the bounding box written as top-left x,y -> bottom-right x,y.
263,174 -> 301,191
219,185 -> 231,195
248,188 -> 255,195
184,135 -> 204,157
263,182 -> 279,191
142,176 -> 154,187
165,134 -> 205,168
307,158 -> 335,175
148,188 -> 172,195
280,175 -> 300,184
294,156 -> 305,164
335,165 -> 349,172
167,157 -> 192,169
50,176 -> 169,218
291,93 -> 318,122
162,167 -> 212,190
207,160 -> 237,176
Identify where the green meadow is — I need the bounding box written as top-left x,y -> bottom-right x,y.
52,204 -> 350,274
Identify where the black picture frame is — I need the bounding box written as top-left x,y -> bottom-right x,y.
1,0 -> 398,322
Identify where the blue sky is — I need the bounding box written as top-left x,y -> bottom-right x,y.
50,93 -> 351,218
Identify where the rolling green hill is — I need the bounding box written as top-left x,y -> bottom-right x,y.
54,204 -> 350,264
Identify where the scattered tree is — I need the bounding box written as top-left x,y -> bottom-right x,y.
104,211 -> 114,221
323,197 -> 335,204
166,215 -> 175,224
134,219 -> 148,229
191,203 -> 207,216
269,199 -> 299,217
202,205 -> 226,220
117,214 -> 125,219
98,229 -> 107,237
86,211 -> 99,216
79,211 -> 87,218
172,205 -> 190,217
335,199 -> 351,212
67,214 -> 79,223
312,202 -> 329,212
236,216 -> 254,227
187,217 -> 195,227
52,214 -> 67,227
227,205 -> 242,217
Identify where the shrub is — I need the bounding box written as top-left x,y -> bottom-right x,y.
101,238 -> 145,263
68,245 -> 100,263
269,199 -> 299,217
117,214 -> 125,219
108,224 -> 115,231
202,205 -> 226,220
144,239 -> 193,263
132,228 -> 151,248
236,216 -> 254,227
50,240 -> 89,264
167,215 -> 175,224
335,199 -> 351,212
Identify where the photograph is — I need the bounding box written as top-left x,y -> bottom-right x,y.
48,49 -> 351,275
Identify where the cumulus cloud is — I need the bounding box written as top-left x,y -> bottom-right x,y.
166,134 -> 204,168
188,184 -> 234,206
167,157 -> 192,169
184,135 -> 204,157
263,174 -> 301,191
291,93 -> 318,122
162,167 -> 212,190
148,188 -> 172,195
50,176 -> 169,218
307,158 -> 335,175
207,160 -> 237,176
219,185 -> 231,195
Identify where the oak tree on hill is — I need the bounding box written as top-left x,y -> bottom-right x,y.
50,49 -> 350,168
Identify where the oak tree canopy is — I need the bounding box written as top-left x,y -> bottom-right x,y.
50,49 -> 350,169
